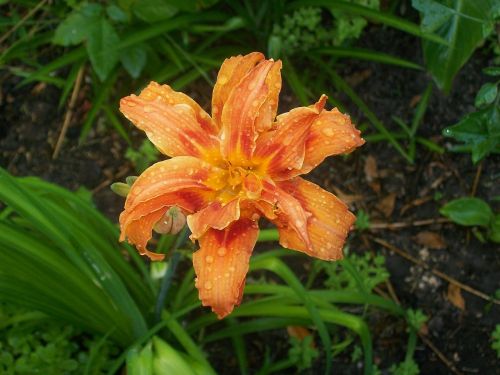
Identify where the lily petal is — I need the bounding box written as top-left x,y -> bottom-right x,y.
193,219 -> 259,318
120,156 -> 225,258
212,52 -> 265,126
120,95 -> 220,163
258,180 -> 312,249
220,59 -> 282,166
276,178 -> 355,260
300,108 -> 365,175
187,198 -> 241,239
139,81 -> 216,134
254,96 -> 327,179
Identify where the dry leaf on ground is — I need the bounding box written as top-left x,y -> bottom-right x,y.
376,193 -> 397,218
415,231 -> 446,249
447,284 -> 465,311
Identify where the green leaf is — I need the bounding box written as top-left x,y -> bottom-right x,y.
133,0 -> 178,23
127,343 -> 154,375
440,197 -> 494,227
164,0 -> 220,11
52,4 -> 102,46
152,337 -> 198,375
443,106 -> 500,163
86,17 -> 121,81
490,215 -> 500,243
107,4 -> 130,23
483,67 -> 500,76
120,44 -> 148,78
475,83 -> 498,108
0,169 -> 153,345
412,0 -> 499,93
312,47 -> 423,70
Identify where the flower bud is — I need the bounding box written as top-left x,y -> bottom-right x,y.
126,176 -> 138,186
153,206 -> 186,235
110,182 -> 130,197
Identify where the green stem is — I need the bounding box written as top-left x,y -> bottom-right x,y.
154,228 -> 190,323
258,228 -> 279,242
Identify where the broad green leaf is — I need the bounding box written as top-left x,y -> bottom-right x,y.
121,44 -> 148,78
475,82 -> 498,108
490,215 -> 500,243
483,67 -> 500,76
107,4 -> 130,23
133,0 -> 178,23
52,4 -> 102,46
443,106 -> 500,163
86,17 -> 120,81
440,197 -> 494,227
412,0 -> 500,93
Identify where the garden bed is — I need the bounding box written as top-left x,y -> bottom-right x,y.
1,20 -> 499,375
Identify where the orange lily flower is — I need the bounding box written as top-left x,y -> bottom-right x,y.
119,52 -> 365,318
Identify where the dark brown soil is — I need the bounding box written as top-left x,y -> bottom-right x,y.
1,21 -> 499,375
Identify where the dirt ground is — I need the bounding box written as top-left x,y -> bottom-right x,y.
1,22 -> 499,375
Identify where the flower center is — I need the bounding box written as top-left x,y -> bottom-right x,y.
217,163 -> 263,202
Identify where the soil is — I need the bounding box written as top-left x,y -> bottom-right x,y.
1,18 -> 499,375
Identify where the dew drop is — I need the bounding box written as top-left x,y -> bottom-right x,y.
322,128 -> 334,137
205,255 -> 214,264
204,281 -> 213,290
228,266 -> 235,272
282,134 -> 293,146
218,75 -> 228,85
217,247 -> 227,256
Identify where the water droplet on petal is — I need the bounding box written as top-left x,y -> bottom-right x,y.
204,281 -> 213,290
322,128 -> 334,137
218,75 -> 228,85
205,255 -> 214,264
217,247 -> 227,256
282,134 -> 293,145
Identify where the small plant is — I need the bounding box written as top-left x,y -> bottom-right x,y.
390,83 -> 445,163
389,309 -> 427,375
440,197 -> 500,243
269,1 -> 380,58
492,324 -> 500,358
443,67 -> 500,163
319,251 -> 390,293
406,309 -> 428,332
0,303 -> 117,374
125,139 -> 160,173
390,359 -> 420,375
355,209 -> 371,231
288,335 -> 319,371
